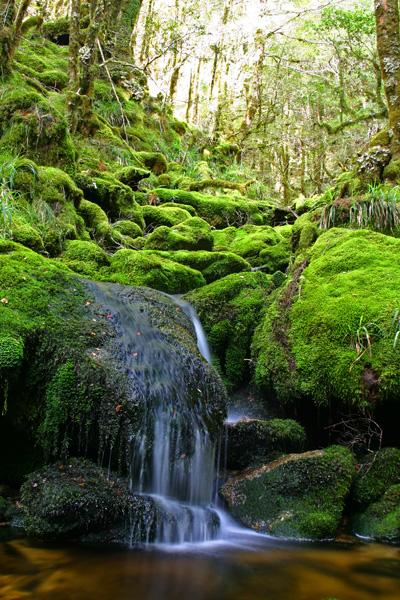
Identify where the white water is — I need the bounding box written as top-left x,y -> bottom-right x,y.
90,283 -> 234,546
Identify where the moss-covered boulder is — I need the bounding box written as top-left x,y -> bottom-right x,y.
221,446 -> 354,539
59,240 -> 110,277
212,224 -> 291,271
21,459 -> 129,539
350,448 -> 400,541
149,188 -> 273,228
154,250 -> 251,283
186,272 -> 275,390
352,485 -> 400,542
144,217 -> 213,251
352,448 -> 400,507
115,165 -> 150,188
226,418 -> 307,470
105,249 -> 206,293
75,171 -> 144,226
143,205 -> 192,228
254,229 -> 400,409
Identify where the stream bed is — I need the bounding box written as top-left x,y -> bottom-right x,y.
0,534 -> 399,600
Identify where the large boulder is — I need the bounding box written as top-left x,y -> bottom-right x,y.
253,229 -> 400,415
21,459 -> 129,539
221,446 -> 354,540
0,242 -> 225,485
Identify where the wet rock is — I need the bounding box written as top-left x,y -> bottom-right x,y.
221,446 -> 354,540
226,418 -> 306,470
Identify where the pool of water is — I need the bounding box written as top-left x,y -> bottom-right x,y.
0,533 -> 399,600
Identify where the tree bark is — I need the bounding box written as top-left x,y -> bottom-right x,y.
0,0 -> 32,76
375,0 -> 400,158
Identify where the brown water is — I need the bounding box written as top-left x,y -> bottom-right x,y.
0,535 -> 399,600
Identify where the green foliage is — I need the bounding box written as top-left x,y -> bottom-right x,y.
221,446 -> 355,540
143,205 -> 192,228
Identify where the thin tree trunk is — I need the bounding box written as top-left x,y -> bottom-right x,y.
375,0 -> 400,158
0,0 -> 32,76
69,0 -> 81,88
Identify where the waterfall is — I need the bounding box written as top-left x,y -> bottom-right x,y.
89,282 -> 224,546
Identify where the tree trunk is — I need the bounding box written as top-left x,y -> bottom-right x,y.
0,0 -> 32,76
375,0 -> 400,158
69,0 -> 81,88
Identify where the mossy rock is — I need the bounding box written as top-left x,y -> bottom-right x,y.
253,229 -> 400,409
143,205 -> 192,228
144,217 -> 213,252
20,459 -> 129,539
104,249 -> 206,294
154,250 -> 251,284
112,220 -> 143,239
221,446 -> 355,540
10,217 -> 44,252
352,484 -> 400,542
226,418 -> 307,470
115,166 -> 150,189
75,171 -> 144,226
212,224 -> 291,270
59,240 -> 110,277
383,159 -> 400,182
292,212 -> 319,252
42,17 -> 70,45
149,188 -> 273,229
186,272 -> 274,390
352,448 -> 400,508
132,152 -> 168,175
0,76 -> 75,169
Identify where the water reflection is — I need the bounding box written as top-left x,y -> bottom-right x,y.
0,537 -> 399,600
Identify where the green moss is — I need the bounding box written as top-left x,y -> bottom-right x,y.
292,212 -> 319,252
352,448 -> 400,507
352,484 -> 400,542
143,205 -> 192,228
42,17 -> 70,44
104,249 -> 206,294
213,224 -> 291,270
0,335 -> 24,370
369,129 -> 390,148
226,418 -> 307,470
59,240 -> 110,277
112,220 -> 143,238
334,171 -> 363,198
383,159 -> 400,182
75,171 -> 144,226
186,272 -> 274,390
10,217 -> 44,252
254,229 -> 400,408
132,152 -> 168,175
20,459 -> 129,539
144,217 -> 213,251
115,166 -> 150,188
153,250 -> 250,283
0,76 -> 75,169
221,446 -> 355,540
150,188 -> 273,229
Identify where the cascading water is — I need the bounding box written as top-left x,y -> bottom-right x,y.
89,282 -> 225,546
